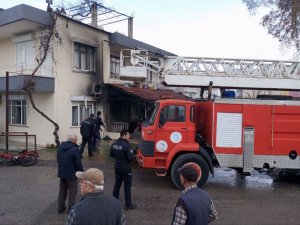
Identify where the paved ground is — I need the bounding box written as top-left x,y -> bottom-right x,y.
0,141 -> 300,225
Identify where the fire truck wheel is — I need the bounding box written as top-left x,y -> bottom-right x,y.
171,154 -> 209,190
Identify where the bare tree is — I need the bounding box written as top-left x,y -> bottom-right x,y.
243,0 -> 300,50
23,6 -> 62,147
23,0 -> 97,147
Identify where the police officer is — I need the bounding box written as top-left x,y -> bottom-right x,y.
80,114 -> 96,158
110,129 -> 137,210
93,111 -> 106,151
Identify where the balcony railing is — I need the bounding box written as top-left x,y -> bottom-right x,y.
108,121 -> 129,132
0,64 -> 53,77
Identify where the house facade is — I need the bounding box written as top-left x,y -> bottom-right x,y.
0,4 -> 189,146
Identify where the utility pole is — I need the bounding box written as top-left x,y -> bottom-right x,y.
5,71 -> 9,152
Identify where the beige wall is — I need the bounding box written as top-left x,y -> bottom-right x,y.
0,38 -> 15,73
0,16 -> 110,146
0,93 -> 55,146
49,17 -> 110,145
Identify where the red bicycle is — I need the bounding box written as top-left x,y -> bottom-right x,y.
0,150 -> 39,166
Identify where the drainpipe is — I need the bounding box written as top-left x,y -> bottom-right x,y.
91,2 -> 98,28
128,17 -> 133,38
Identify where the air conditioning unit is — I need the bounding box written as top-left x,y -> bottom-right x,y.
90,83 -> 103,96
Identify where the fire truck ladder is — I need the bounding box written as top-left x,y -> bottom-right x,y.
123,49 -> 300,90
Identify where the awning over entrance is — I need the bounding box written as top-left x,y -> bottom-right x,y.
107,84 -> 192,103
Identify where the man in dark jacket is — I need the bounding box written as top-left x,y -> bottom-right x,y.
80,114 -> 96,158
110,129 -> 137,210
57,133 -> 83,214
66,168 -> 126,225
93,111 -> 106,151
171,163 -> 218,225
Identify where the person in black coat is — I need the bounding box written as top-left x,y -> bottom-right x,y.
93,111 -> 106,151
80,114 -> 96,158
110,129 -> 137,210
57,133 -> 83,214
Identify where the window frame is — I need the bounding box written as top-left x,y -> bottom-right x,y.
190,105 -> 195,122
9,99 -> 27,126
110,57 -> 120,77
71,102 -> 96,126
74,42 -> 96,73
162,105 -> 186,122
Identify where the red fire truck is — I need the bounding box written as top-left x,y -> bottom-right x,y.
121,49 -> 300,189
137,97 -> 300,189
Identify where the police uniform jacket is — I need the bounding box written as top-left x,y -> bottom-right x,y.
80,118 -> 95,138
95,116 -> 104,130
110,138 -> 135,172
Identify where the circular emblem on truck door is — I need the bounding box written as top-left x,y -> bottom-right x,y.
170,132 -> 182,143
156,140 -> 168,152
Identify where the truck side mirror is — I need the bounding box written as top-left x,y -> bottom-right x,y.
159,113 -> 166,128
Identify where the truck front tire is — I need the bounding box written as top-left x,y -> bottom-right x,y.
171,153 -> 209,190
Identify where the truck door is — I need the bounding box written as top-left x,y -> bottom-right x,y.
155,105 -> 188,153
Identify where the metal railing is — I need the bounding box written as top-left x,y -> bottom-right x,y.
0,132 -> 37,153
108,122 -> 129,132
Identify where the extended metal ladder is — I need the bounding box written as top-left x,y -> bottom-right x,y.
121,49 -> 300,90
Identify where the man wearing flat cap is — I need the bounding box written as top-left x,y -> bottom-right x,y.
66,168 -> 126,225
171,162 -> 218,225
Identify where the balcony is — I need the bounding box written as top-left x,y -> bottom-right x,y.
0,64 -> 54,93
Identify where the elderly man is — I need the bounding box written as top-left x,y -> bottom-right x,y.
171,163 -> 218,225
57,133 -> 83,214
66,168 -> 126,225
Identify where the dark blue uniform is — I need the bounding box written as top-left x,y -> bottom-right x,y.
110,138 -> 135,207
93,116 -> 104,150
80,118 -> 96,157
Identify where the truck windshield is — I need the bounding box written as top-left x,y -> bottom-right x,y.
147,103 -> 159,125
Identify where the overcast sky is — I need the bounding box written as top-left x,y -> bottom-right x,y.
2,0 -> 297,60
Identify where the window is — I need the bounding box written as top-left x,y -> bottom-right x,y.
190,105 -> 195,122
9,100 -> 27,125
110,57 -> 120,76
74,42 -> 95,72
161,105 -> 186,122
72,103 -> 95,126
16,40 -> 35,71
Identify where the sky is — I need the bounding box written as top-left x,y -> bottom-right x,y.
2,0 -> 297,60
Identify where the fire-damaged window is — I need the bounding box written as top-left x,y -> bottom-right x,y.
74,42 -> 95,72
162,105 -> 186,122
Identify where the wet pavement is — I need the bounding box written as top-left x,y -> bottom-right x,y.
0,141 -> 300,225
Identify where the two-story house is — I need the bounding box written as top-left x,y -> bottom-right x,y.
0,4 -> 189,146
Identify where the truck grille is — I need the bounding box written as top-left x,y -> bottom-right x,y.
140,140 -> 154,157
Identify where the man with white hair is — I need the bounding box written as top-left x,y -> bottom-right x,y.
66,168 -> 126,225
57,133 -> 83,214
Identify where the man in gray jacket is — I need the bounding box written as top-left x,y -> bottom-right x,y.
66,168 -> 126,225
